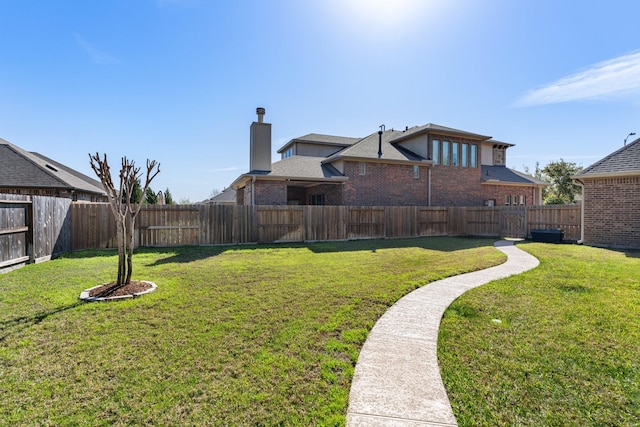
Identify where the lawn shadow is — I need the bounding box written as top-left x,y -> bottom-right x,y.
144,236 -> 497,266
0,301 -> 83,342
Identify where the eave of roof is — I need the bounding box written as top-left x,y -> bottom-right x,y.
573,137 -> 640,178
481,165 -> 549,186
390,123 -> 492,144
276,133 -> 362,153
0,138 -> 106,195
323,130 -> 430,165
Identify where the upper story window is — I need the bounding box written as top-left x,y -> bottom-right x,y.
413,165 -> 420,179
461,143 -> 468,167
282,147 -> 294,159
470,145 -> 478,168
452,142 -> 459,167
432,140 -> 440,165
442,141 -> 450,165
359,162 -> 366,176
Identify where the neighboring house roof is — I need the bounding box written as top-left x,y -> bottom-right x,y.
0,138 -> 106,195
203,187 -> 236,204
277,133 -> 361,153
573,138 -> 640,178
481,165 -> 548,186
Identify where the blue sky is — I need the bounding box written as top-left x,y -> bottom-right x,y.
2,0 -> 639,202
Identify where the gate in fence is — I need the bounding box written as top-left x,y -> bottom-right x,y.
500,207 -> 527,238
0,197 -> 34,272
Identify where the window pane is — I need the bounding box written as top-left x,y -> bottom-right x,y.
414,165 -> 420,179
470,145 -> 477,168
359,162 -> 366,175
505,195 -> 510,205
442,141 -> 450,165
461,143 -> 468,167
452,142 -> 459,166
432,140 -> 439,165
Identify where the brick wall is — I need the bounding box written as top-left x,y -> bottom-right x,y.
255,181 -> 287,205
307,184 -> 343,205
429,165 -> 483,206
481,185 -> 536,206
341,161 -> 429,206
582,176 -> 640,249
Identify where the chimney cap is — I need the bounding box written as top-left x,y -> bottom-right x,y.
256,107 -> 265,115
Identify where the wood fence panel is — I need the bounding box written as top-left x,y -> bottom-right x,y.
447,207 -> 468,236
0,195 -> 31,270
348,206 -> 385,239
71,203 -> 116,250
32,196 -> 71,260
138,205 -> 200,246
417,207 -> 448,236
304,205 -> 347,241
527,205 -> 581,241
256,206 -> 304,243
66,203 -> 584,250
385,206 -> 416,238
466,207 -> 500,237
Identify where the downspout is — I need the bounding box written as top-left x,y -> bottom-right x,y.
251,175 -> 256,206
575,178 -> 585,244
428,167 -> 432,206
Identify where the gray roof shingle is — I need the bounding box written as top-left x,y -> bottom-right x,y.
260,156 -> 346,180
328,130 -> 428,162
276,133 -> 361,153
574,138 -> 640,177
481,165 -> 548,185
0,138 -> 106,195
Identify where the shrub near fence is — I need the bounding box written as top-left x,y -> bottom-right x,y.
69,203 -> 581,250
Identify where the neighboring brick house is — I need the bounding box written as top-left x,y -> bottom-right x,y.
230,109 -> 547,207
572,138 -> 640,249
0,138 -> 107,201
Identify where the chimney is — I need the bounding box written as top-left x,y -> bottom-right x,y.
250,107 -> 272,172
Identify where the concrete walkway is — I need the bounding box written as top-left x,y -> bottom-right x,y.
346,240 -> 540,426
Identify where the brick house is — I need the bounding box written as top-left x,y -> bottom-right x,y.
0,138 -> 107,201
572,138 -> 640,249
230,109 -> 547,207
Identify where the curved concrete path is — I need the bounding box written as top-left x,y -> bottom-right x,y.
346,240 -> 540,426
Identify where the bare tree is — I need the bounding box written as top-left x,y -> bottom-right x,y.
89,153 -> 160,289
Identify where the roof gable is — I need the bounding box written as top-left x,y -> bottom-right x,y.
326,130 -> 428,163
575,138 -> 640,177
276,133 -> 361,153
0,138 -> 106,195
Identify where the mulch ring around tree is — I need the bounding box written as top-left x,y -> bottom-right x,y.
80,280 -> 157,302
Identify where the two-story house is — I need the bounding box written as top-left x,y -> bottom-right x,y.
230,108 -> 546,206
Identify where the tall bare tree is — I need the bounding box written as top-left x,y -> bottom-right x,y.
89,153 -> 160,288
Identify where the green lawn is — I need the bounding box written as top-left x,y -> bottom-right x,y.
439,242 -> 640,426
0,237 -> 502,426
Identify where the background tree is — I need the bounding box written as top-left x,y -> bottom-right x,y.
540,159 -> 583,204
89,153 -> 160,288
144,187 -> 158,204
164,188 -> 174,205
122,177 -> 143,204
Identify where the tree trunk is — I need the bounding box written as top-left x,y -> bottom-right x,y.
125,213 -> 135,284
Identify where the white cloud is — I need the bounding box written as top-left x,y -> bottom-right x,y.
74,34 -> 119,65
517,51 -> 640,106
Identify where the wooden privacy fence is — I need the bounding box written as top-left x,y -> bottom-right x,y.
70,203 -> 581,250
0,194 -> 72,272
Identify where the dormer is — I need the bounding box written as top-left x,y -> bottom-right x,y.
277,134 -> 360,159
480,140 -> 514,166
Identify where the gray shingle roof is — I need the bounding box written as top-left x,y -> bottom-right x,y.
574,138 -> 640,177
264,156 -> 346,180
276,133 -> 361,153
0,138 -> 106,195
327,130 -> 428,162
391,123 -> 492,143
481,165 -> 548,185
